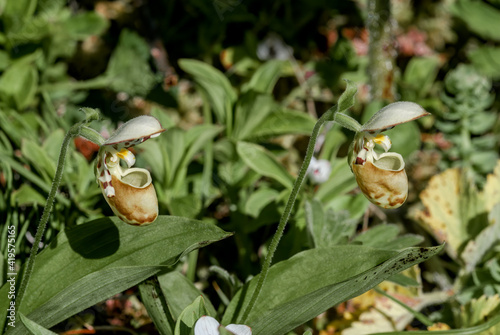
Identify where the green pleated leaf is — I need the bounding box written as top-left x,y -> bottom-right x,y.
237,141 -> 294,188
10,266 -> 162,335
242,60 -> 285,94
222,244 -> 443,335
174,296 -> 212,335
179,59 -> 237,127
62,11 -> 109,39
452,0 -> 500,41
172,124 -> 223,193
469,46 -> 500,79
158,271 -> 216,321
2,216 -> 230,334
19,313 -> 58,335
139,278 -> 174,335
248,108 -> 316,139
105,29 -> 156,96
232,92 -> 275,141
0,58 -> 38,110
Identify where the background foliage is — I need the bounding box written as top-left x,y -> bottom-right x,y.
1,0 -> 500,334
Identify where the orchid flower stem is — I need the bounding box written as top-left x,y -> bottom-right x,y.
16,110 -> 101,310
239,107 -> 336,323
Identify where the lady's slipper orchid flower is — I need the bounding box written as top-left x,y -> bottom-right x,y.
348,102 -> 430,209
307,157 -> 332,184
194,316 -> 252,335
96,115 -> 165,225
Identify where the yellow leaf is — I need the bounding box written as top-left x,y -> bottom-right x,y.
484,160 -> 500,212
412,169 -> 470,258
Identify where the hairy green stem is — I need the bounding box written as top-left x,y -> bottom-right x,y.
16,110 -> 101,310
239,107 -> 335,323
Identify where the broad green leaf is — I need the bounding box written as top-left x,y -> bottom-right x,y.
242,60 -> 284,94
172,124 -> 222,192
222,245 -> 443,335
353,224 -> 424,250
471,151 -> 499,174
179,59 -> 237,128
237,141 -> 293,188
353,224 -> 400,247
158,271 -> 216,321
248,108 -> 316,139
469,46 -> 500,79
14,216 -> 230,318
0,59 -> 38,110
244,187 -> 279,218
402,56 -> 441,99
10,184 -> 46,206
21,139 -> 56,182
164,127 -> 186,186
174,296 -> 211,335
139,278 -> 174,335
0,50 -> 10,71
105,29 -> 156,96
326,193 -> 370,220
469,111 -> 497,134
462,204 -> 500,273
452,0 -> 500,41
315,158 -> 358,203
42,129 -> 64,162
305,199 -> 357,247
168,194 -> 202,219
19,313 -> 58,335
2,0 -> 37,31
232,92 -> 275,140
62,11 -> 109,39
0,155 -> 69,206
9,266 -> 163,335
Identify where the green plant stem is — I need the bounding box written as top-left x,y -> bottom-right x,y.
16,111 -> 101,311
367,0 -> 395,101
239,107 -> 335,323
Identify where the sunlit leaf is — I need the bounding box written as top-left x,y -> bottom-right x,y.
222,245 -> 443,335
1,216 -> 230,334
237,141 -> 294,188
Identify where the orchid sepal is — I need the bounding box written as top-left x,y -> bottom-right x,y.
360,101 -> 430,133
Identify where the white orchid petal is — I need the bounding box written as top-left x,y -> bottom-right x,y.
104,115 -> 165,147
194,316 -> 221,335
116,148 -> 136,167
361,101 -> 429,133
308,159 -> 332,184
373,134 -> 392,152
225,324 -> 252,335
